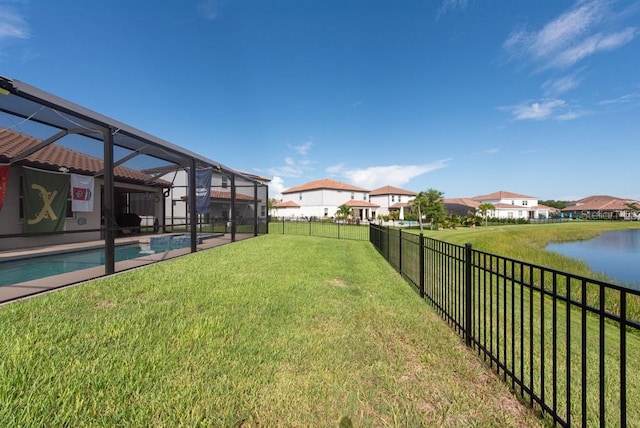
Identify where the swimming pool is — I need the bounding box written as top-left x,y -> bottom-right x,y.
0,244 -> 160,287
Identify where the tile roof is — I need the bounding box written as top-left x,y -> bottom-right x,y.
210,190 -> 257,201
274,200 -> 300,208
472,190 -> 537,201
444,198 -> 480,209
0,129 -> 168,187
369,185 -> 416,196
282,178 -> 369,194
389,202 -> 412,209
232,169 -> 271,183
343,199 -> 380,208
562,195 -> 638,211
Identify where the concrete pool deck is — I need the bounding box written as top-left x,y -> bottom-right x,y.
0,232 -> 256,305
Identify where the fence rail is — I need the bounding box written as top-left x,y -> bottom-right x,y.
269,218 -> 370,241
369,224 -> 640,427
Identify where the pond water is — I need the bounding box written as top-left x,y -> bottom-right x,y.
546,229 -> 640,289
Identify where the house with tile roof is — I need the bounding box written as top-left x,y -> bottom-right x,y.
273,178 -> 380,221
444,190 -> 554,220
369,185 -> 416,220
561,195 -> 640,220
0,129 -> 169,250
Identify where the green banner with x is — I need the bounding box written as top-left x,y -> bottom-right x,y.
22,167 -> 70,233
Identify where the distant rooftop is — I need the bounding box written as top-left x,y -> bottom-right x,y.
283,178 -> 369,194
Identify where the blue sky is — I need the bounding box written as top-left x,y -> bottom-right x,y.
1,0 -> 639,201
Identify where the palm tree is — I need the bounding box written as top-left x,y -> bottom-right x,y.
624,201 -> 640,220
477,202 -> 495,227
423,188 -> 446,229
335,204 -> 353,222
411,191 -> 428,231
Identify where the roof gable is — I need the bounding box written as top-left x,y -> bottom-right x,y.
369,185 -> 416,196
563,195 -> 638,211
472,190 -> 537,201
274,200 -> 300,208
282,178 -> 369,194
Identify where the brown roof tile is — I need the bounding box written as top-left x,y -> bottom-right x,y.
343,199 -> 379,208
369,185 -> 416,196
282,178 -> 369,194
0,129 -> 168,186
210,190 -> 256,201
562,195 -> 638,211
472,190 -> 537,201
444,198 -> 480,209
274,200 -> 300,208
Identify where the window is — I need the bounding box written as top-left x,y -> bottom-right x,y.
391,195 -> 395,202
398,196 -> 402,202
222,175 -> 228,189
324,208 -> 328,216
260,205 -> 266,217
299,193 -> 302,200
522,200 -> 528,206
508,212 -> 514,218
351,192 -> 354,200
511,200 -> 515,205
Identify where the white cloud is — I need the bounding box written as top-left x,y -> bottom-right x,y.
197,0 -> 228,20
484,148 -> 500,154
531,1 -> 604,59
542,74 -> 581,95
264,141 -> 316,177
326,159 -> 451,190
551,28 -> 638,68
504,98 -> 589,121
268,176 -> 286,199
0,6 -> 29,41
290,140 -> 313,155
503,0 -> 638,70
509,99 -> 566,120
599,92 -> 640,106
436,0 -> 471,20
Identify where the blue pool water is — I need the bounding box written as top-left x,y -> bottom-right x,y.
0,242 -> 179,287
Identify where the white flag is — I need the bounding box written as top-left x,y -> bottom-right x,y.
70,173 -> 95,212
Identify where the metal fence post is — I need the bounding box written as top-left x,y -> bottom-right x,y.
465,242 -> 473,347
419,233 -> 425,298
399,229 -> 403,274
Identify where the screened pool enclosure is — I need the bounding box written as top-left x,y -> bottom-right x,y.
0,76 -> 269,281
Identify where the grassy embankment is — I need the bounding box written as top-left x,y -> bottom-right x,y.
0,235 -> 542,427
406,221 -> 640,425
415,221 -> 640,286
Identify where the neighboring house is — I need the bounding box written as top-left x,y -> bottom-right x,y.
162,169 -> 270,227
0,129 -> 169,250
561,195 -> 640,220
445,190 -> 554,220
443,197 -> 480,217
273,178 -> 379,220
369,185 -> 416,220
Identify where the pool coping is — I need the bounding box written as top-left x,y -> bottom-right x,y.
0,232 -> 253,306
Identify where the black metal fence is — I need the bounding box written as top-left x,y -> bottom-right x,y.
370,224 -> 640,427
269,218 -> 370,241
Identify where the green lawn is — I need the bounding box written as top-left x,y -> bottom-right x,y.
0,235 -> 542,427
